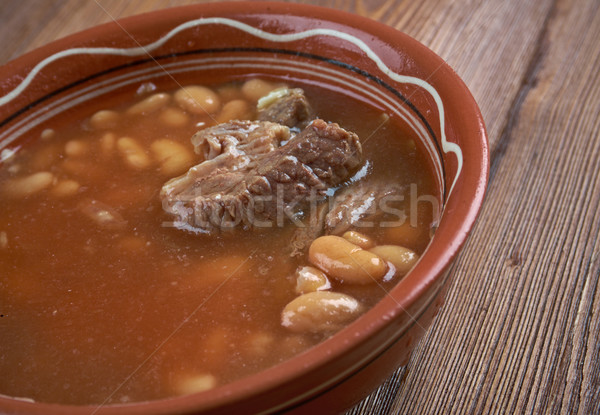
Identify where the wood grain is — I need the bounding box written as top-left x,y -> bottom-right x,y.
1,0 -> 599,414
351,0 -> 600,413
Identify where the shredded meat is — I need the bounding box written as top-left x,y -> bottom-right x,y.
161,119 -> 363,234
190,120 -> 287,160
257,88 -> 314,128
325,180 -> 405,235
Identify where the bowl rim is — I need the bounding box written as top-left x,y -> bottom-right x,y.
0,1 -> 489,413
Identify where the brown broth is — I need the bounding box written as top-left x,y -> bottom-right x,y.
0,79 -> 437,404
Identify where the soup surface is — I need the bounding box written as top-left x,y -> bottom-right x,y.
0,78 -> 437,404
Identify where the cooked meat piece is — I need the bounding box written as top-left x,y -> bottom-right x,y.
191,120 -> 289,159
289,180 -> 405,255
325,180 -> 405,235
289,202 -> 329,257
257,88 -> 314,128
161,119 -> 363,234
162,121 -> 290,206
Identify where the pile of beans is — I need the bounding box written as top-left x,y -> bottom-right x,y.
1,78 -> 285,202
281,231 -> 419,333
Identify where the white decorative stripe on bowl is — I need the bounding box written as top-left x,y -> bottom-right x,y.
0,17 -> 462,197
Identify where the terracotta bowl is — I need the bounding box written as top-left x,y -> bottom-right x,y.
0,2 -> 488,414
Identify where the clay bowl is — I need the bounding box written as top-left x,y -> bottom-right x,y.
0,2 -> 488,414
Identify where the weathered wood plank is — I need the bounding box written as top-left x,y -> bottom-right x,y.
0,0 -> 64,63
353,0 -> 600,413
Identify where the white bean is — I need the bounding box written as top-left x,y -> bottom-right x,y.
216,84 -> 244,102
50,179 -> 80,198
40,128 -> 55,141
3,172 -> 54,198
244,332 -> 275,357
159,107 -> 190,127
64,140 -> 88,157
150,139 -> 194,176
241,78 -> 279,102
127,93 -> 170,115
342,230 -> 375,249
308,235 -> 387,284
173,373 -> 217,396
369,245 -> 419,277
90,110 -> 119,129
215,99 -> 252,123
174,86 -> 221,115
100,132 -> 116,156
281,291 -> 363,333
117,137 -> 151,169
295,266 -> 331,294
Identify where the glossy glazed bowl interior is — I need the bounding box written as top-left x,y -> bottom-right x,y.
0,2 -> 488,414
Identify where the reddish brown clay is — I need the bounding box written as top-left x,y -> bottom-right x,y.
0,2 -> 488,414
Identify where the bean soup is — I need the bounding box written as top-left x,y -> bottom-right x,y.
0,78 -> 437,404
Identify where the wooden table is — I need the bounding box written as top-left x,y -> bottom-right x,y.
2,0 -> 599,413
